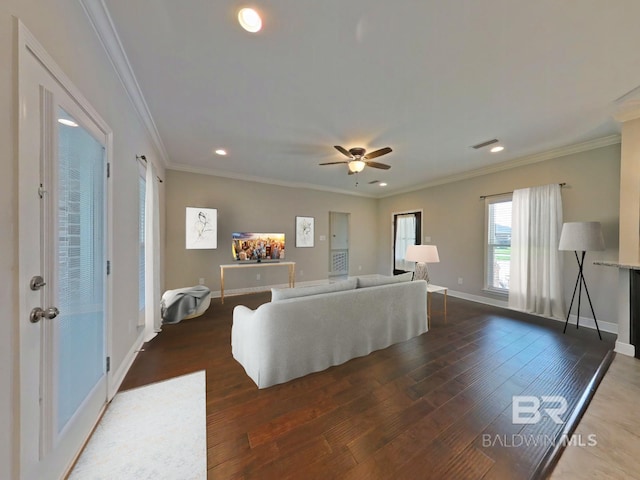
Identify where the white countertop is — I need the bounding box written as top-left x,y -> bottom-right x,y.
594,261 -> 640,270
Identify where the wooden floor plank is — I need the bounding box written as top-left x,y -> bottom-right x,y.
119,292 -> 614,479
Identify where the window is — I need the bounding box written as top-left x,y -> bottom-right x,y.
138,169 -> 146,322
485,195 -> 512,293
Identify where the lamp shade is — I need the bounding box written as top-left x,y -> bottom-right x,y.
405,244 -> 440,263
558,222 -> 605,252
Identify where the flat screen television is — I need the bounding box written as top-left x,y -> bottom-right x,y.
232,232 -> 285,261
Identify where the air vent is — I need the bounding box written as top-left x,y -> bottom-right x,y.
471,138 -> 499,150
368,180 -> 380,184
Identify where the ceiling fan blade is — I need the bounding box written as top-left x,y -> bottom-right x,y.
363,147 -> 392,160
319,161 -> 349,165
334,145 -> 353,158
366,161 -> 391,170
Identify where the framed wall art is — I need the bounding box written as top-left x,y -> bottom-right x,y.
186,207 -> 217,249
295,216 -> 314,247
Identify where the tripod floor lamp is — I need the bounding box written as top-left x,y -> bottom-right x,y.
558,222 -> 605,340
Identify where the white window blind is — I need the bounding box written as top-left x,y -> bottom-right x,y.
486,196 -> 512,292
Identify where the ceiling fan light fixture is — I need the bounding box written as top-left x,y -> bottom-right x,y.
348,160 -> 366,173
238,8 -> 262,33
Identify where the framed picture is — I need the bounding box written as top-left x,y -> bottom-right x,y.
295,216 -> 314,247
186,207 -> 217,249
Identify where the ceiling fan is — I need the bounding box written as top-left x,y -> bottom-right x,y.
319,145 -> 392,174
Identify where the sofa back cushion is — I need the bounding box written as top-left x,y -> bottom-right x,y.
356,272 -> 413,288
271,278 -> 357,301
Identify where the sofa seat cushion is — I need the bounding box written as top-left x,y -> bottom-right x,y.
271,278 -> 357,301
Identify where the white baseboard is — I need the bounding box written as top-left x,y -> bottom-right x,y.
563,315 -> 618,335
447,289 -> 508,308
108,328 -> 145,400
615,341 -> 636,357
446,289 -> 618,335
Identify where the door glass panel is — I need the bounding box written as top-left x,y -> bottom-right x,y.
56,107 -> 105,432
139,175 -> 146,312
394,213 -> 419,272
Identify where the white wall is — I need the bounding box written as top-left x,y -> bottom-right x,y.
1,1 -> 164,477
378,144 -> 621,326
164,170 -> 379,292
619,117 -> 640,264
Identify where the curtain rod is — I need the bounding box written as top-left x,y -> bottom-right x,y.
479,183 -> 566,200
136,155 -> 164,183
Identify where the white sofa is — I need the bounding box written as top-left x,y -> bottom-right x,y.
231,276 -> 428,388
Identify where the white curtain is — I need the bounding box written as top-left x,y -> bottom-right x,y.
395,214 -> 416,271
144,162 -> 161,342
508,184 -> 565,319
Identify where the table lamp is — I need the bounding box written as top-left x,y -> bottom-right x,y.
405,245 -> 440,283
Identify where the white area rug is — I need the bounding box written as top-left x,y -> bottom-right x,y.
69,371 -> 206,480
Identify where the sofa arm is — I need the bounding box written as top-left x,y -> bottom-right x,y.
231,305 -> 257,352
233,305 -> 255,322
231,305 -> 265,387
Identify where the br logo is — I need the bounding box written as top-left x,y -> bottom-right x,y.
512,396 -> 568,425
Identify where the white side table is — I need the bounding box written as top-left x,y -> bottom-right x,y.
426,284 -> 448,328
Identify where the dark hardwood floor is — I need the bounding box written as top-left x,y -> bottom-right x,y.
120,292 -> 614,479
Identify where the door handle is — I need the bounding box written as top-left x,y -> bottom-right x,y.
30,307 -> 60,323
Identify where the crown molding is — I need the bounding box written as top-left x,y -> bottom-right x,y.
167,163 -> 376,198
379,134 -> 621,198
79,0 -> 169,167
614,100 -> 640,123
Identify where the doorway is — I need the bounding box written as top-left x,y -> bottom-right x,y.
329,212 -> 350,277
18,23 -> 111,479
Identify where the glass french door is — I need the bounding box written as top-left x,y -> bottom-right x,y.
393,211 -> 422,274
55,105 -> 107,434
18,23 -> 109,479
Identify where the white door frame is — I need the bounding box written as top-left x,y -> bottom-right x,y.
17,20 -> 113,479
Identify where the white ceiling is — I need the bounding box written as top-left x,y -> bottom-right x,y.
102,0 -> 640,197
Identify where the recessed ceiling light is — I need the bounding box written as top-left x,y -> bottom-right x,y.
238,8 -> 262,33
58,118 -> 78,127
379,182 -> 388,187
215,149 -> 227,156
490,145 -> 505,153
